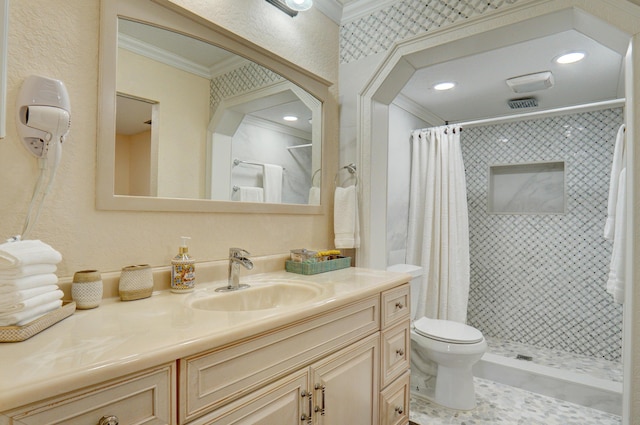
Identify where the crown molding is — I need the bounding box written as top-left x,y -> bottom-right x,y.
341,0 -> 398,24
118,33 -> 211,78
314,0 -> 396,25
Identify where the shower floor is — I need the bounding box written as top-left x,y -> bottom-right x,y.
483,336 -> 622,383
409,337 -> 623,424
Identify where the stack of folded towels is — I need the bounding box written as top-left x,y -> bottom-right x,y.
0,240 -> 64,327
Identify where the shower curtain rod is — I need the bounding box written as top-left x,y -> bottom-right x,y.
443,98 -> 626,129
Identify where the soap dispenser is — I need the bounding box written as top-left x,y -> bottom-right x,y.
171,236 -> 195,293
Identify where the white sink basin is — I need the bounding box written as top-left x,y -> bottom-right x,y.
187,280 -> 323,312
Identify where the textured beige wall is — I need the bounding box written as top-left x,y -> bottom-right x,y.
2,0 -> 339,278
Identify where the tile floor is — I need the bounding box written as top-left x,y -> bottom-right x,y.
409,377 -> 621,425
409,337 -> 623,424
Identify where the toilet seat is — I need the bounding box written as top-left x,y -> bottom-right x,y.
413,317 -> 483,344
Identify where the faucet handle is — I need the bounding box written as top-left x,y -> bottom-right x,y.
229,247 -> 250,258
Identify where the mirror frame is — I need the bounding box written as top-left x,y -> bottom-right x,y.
97,0 -> 330,213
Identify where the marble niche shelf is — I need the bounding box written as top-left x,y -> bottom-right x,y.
488,161 -> 566,214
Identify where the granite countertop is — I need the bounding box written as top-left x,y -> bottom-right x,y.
0,267 -> 409,411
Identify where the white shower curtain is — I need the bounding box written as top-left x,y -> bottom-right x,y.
406,125 -> 471,323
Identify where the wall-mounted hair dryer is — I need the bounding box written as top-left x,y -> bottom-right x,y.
9,75 -> 71,242
16,75 -> 71,158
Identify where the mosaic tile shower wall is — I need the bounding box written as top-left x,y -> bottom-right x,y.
340,0 -> 521,64
462,108 -> 624,362
210,62 -> 284,115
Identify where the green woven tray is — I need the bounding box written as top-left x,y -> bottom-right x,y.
285,257 -> 351,275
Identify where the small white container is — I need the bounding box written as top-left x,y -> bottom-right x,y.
71,270 -> 103,309
119,264 -> 153,301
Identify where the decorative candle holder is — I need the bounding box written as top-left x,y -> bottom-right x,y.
71,270 -> 103,309
119,264 -> 153,301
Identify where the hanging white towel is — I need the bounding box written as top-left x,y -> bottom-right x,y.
234,186 -> 264,202
263,164 -> 283,203
334,185 -> 360,249
604,124 -> 626,240
0,240 -> 62,269
606,168 -> 626,304
308,186 -> 320,205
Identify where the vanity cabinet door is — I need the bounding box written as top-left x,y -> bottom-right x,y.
309,333 -> 379,425
381,321 -> 410,388
380,371 -> 410,425
189,370 -> 310,425
4,363 -> 175,425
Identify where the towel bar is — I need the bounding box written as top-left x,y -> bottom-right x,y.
233,158 -> 285,171
334,163 -> 358,187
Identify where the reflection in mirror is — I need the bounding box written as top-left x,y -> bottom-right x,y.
115,93 -> 157,196
115,18 -> 321,205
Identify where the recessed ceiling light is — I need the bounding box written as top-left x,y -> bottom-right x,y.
285,0 -> 313,11
555,52 -> 586,64
283,115 -> 299,122
433,82 -> 456,91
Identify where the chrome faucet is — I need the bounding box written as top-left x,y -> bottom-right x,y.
216,248 -> 253,292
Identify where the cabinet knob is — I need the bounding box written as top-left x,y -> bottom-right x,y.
396,348 -> 405,356
395,406 -> 404,414
395,302 -> 404,309
98,416 -> 119,425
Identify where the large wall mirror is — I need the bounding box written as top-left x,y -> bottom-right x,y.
98,0 -> 329,213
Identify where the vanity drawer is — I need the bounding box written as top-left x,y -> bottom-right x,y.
380,370 -> 410,425
381,284 -> 410,328
180,295 -> 379,423
381,320 -> 410,388
5,363 -> 175,425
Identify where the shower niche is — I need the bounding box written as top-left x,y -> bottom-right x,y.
488,161 -> 566,214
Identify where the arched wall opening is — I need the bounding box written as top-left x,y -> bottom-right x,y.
355,1 -> 640,422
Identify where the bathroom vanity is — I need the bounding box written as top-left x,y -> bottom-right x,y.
0,268 -> 410,425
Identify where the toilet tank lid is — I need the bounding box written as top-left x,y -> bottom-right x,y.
386,264 -> 423,278
413,317 -> 483,344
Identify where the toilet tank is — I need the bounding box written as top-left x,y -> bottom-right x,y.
386,264 -> 423,319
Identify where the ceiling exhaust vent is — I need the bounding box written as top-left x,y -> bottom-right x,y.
508,97 -> 538,109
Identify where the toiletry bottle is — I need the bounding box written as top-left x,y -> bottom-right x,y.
171,236 -> 195,293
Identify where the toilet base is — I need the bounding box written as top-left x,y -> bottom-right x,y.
434,364 -> 477,410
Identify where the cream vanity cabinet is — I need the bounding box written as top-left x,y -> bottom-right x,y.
0,282 -> 409,425
180,284 -> 410,425
2,363 -> 176,425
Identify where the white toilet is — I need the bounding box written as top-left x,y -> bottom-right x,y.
387,264 -> 486,410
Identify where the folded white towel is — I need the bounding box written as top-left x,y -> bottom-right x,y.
234,186 -> 264,202
0,273 -> 59,293
334,185 -> 360,249
263,164 -> 283,203
0,240 -> 62,269
0,285 -> 59,309
0,289 -> 63,314
308,186 -> 320,205
0,263 -> 57,279
604,124 -> 626,240
606,168 -> 626,304
0,299 -> 63,327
